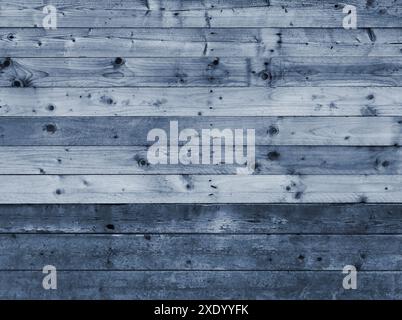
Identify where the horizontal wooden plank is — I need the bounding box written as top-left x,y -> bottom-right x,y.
5,0 -> 271,11
2,28 -> 402,57
1,1 -> 402,27
0,271 -> 401,299
269,57 -> 402,87
2,204 -> 402,234
0,57 -> 247,87
1,234 -> 401,271
1,57 -> 402,87
0,146 -> 400,174
2,87 -> 402,116
0,117 -> 400,146
0,175 -> 400,203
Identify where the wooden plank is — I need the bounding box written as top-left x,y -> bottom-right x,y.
0,146 -> 400,175
268,57 -> 402,87
0,271 -> 401,299
0,175 -> 400,204
5,0 -> 272,10
2,204 -> 402,234
1,57 -> 402,87
2,87 -> 402,117
2,28 -> 402,58
1,1 -> 402,27
1,234 -> 402,271
0,57 -> 247,87
0,117 -> 400,146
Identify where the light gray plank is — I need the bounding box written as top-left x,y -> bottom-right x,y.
0,117 -> 400,146
1,87 -> 402,116
2,28 -> 402,57
0,146 -> 400,175
0,175 -> 400,203
0,234 -> 401,271
1,1 -> 402,27
2,204 -> 402,234
4,0 -> 271,10
0,271 -> 401,299
0,57 -> 247,87
1,57 -> 402,87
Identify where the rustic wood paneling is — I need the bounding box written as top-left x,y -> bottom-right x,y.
0,146 -> 400,175
1,1 -> 402,28
0,117 -> 400,146
0,234 -> 400,270
1,28 -> 402,58
2,57 -> 402,87
0,0 -> 401,299
1,204 -> 402,234
0,271 -> 401,299
0,175 -> 400,204
1,87 -> 401,117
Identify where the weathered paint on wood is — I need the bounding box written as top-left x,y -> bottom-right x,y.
2,28 -> 402,58
0,87 -> 401,117
0,271 -> 401,299
0,117 -> 401,146
0,234 -> 401,270
0,175 -> 400,204
1,1 -> 402,28
1,204 -> 402,234
0,146 -> 399,175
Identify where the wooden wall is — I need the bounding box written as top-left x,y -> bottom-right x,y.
1,0 -> 402,299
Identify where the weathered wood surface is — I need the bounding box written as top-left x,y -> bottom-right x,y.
2,57 -> 402,87
0,175 -> 400,204
1,87 -> 402,116
0,117 -> 401,146
1,0 -> 402,300
1,1 -> 402,27
0,146 -> 400,175
1,204 -> 402,234
2,28 -> 402,58
0,234 -> 401,270
6,0 -> 396,11
1,0 -> 273,10
0,271 -> 401,299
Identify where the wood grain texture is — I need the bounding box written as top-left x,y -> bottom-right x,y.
4,0 -> 400,10
2,28 -> 402,58
0,146 -> 400,175
1,1 -> 402,27
1,204 -> 402,234
0,175 -> 400,204
0,117 -> 401,146
0,271 -> 401,299
1,87 -> 402,116
267,57 -> 402,87
1,0 -> 401,300
0,57 -> 246,87
0,234 -> 401,270
2,57 -> 402,87
1,0 -> 273,10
